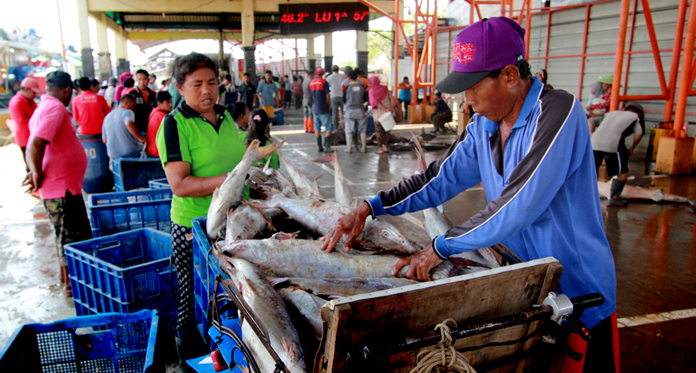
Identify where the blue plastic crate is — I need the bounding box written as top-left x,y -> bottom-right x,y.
148,178 -> 170,189
192,217 -> 231,344
64,229 -> 177,350
88,189 -> 173,237
112,157 -> 166,192
0,310 -> 159,372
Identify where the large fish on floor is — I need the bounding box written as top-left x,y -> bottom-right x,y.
271,277 -> 419,298
313,152 -> 353,208
219,258 -> 306,373
206,138 -> 287,240
597,181 -> 695,204
278,151 -> 322,198
277,286 -> 327,340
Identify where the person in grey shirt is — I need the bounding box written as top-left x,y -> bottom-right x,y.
326,65 -> 345,131
342,70 -> 368,153
591,103 -> 644,207
302,70 -> 315,132
102,94 -> 146,160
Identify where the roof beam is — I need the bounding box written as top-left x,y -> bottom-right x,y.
87,0 -> 394,15
127,30 -> 275,42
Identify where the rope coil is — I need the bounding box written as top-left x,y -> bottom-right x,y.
410,319 -> 477,373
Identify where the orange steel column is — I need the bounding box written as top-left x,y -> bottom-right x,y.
610,0 -> 631,111
412,2 -> 419,106
672,0 -> 696,137
664,0 -> 689,122
524,0 -> 532,59
394,0 -> 399,102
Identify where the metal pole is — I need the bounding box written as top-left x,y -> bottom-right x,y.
394,0 -> 399,102
413,0 -> 419,105
56,0 -> 67,64
640,0 -> 669,96
544,12 -> 552,70
577,5 -> 590,100
621,0 -> 639,108
610,0 -> 631,112
663,0 -> 689,122
672,0 -> 696,137
524,0 -> 532,59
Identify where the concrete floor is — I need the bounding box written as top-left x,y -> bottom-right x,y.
1,108 -> 695,372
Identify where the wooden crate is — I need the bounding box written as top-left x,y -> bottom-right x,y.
457,112 -> 471,136
656,137 -> 694,175
314,258 -> 563,373
407,105 -> 422,124
651,128 -> 671,160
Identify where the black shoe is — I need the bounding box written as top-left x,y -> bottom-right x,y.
607,198 -> 628,207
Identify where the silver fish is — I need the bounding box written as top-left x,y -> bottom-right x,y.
220,258 -> 307,373
313,152 -> 353,208
261,194 -> 421,255
277,286 -> 326,340
278,151 -> 322,198
206,138 -> 286,241
263,194 -> 350,237
221,238 -> 410,279
597,181 -> 695,204
225,203 -> 283,244
271,277 -> 419,297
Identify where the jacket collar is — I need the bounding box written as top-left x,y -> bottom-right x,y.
482,76 -> 543,133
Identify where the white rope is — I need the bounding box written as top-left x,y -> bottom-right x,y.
410,319 -> 477,373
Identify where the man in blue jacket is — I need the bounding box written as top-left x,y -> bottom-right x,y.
320,17 -> 617,372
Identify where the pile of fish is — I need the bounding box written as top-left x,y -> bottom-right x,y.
206,137 -> 502,372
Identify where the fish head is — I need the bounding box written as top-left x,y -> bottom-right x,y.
378,225 -> 418,251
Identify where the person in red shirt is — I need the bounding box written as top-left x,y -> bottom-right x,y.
147,91 -> 173,157
72,77 -> 111,135
9,77 -> 42,171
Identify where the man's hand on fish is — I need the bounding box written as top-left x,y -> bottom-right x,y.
320,202 -> 371,253
392,246 -> 443,282
245,167 -> 269,190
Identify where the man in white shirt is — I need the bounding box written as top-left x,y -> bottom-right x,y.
326,65 -> 345,132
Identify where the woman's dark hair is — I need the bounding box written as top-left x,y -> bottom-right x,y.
172,52 -> 219,86
247,108 -> 271,146
123,77 -> 135,88
228,102 -> 249,122
487,59 -> 531,80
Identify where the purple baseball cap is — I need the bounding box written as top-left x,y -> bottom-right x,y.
435,17 -> 527,94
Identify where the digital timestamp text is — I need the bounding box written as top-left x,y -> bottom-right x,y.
280,10 -> 370,24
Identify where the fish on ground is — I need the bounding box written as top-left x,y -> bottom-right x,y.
278,151 -> 322,198
206,138 -> 286,241
597,181 -> 695,204
219,258 -> 307,373
277,286 -> 327,340
271,277 -> 419,298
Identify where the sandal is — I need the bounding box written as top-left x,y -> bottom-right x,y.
374,147 -> 389,154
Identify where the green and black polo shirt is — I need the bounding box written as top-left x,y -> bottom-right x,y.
156,102 -> 248,227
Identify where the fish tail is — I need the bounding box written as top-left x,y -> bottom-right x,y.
651,189 -> 665,202
271,231 -> 299,240
258,136 -> 288,158
240,199 -> 276,230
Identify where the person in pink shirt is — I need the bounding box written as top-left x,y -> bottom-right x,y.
8,77 -> 42,171
24,71 -> 92,297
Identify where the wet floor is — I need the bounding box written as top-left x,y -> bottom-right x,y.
1,108 -> 694,371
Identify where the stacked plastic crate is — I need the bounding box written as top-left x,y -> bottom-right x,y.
63,161 -> 177,359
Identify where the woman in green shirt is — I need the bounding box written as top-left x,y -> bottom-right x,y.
155,53 -> 260,364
